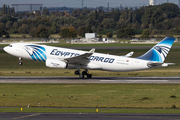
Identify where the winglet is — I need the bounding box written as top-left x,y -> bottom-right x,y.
125,51 -> 134,57
89,48 -> 95,53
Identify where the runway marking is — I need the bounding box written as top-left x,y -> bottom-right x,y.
100,80 -> 169,82
13,113 -> 40,119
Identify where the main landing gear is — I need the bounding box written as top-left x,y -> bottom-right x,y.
74,69 -> 92,78
19,57 -> 23,65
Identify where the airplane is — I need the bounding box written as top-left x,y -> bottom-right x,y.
3,37 -> 175,78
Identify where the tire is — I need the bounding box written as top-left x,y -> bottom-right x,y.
79,74 -> 84,78
87,74 -> 92,78
82,71 -> 87,75
75,71 -> 80,75
19,62 -> 23,65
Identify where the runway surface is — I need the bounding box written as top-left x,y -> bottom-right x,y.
1,113 -> 180,120
0,76 -> 180,84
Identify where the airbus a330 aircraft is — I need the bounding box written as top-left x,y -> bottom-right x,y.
3,37 -> 175,78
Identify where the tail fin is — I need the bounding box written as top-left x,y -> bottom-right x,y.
137,37 -> 175,62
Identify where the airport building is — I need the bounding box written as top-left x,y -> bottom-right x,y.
12,4 -> 43,13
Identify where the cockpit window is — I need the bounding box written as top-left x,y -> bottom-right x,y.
9,45 -> 12,47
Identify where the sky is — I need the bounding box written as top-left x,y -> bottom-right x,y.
0,0 -> 179,8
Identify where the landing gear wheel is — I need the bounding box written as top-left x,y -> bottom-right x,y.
19,57 -> 23,66
75,69 -> 92,78
82,71 -> 87,75
87,74 -> 92,78
19,62 -> 23,65
75,70 -> 80,75
79,74 -> 84,78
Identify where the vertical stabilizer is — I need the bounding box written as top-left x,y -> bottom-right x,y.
137,37 -> 175,62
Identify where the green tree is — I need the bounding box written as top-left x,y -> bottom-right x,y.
42,9 -> 49,16
35,11 -> 41,16
72,9 -> 81,17
29,27 -> 37,38
0,23 -> 7,37
81,9 -> 91,16
106,32 -> 113,38
141,29 -> 150,38
6,21 -> 13,30
7,5 -> 11,15
19,24 -> 30,34
0,15 -> 17,24
11,7 -> 15,15
59,27 -> 69,38
13,22 -> 19,30
85,26 -> 93,33
59,27 -> 77,38
68,27 -> 77,38
117,28 -> 135,38
101,18 -> 115,29
35,27 -> 50,38
95,10 -> 99,20
49,22 -> 57,34
78,26 -> 86,37
1,4 -> 7,14
141,6 -> 153,25
78,26 -> 93,37
151,8 -> 163,25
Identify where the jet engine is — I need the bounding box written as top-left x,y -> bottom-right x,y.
46,59 -> 67,68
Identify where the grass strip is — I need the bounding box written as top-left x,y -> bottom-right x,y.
0,108 -> 180,113
0,84 -> 180,109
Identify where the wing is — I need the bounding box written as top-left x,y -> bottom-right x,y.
64,48 -> 95,65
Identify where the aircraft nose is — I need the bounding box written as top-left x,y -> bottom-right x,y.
3,46 -> 7,52
3,46 -> 10,53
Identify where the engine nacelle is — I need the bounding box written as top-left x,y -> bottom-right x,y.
46,59 -> 67,68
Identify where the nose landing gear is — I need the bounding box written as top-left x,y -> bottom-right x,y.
19,57 -> 23,65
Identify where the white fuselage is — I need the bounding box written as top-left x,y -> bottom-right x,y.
47,46 -> 149,71
4,43 -> 150,72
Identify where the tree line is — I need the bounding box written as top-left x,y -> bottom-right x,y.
0,3 -> 180,38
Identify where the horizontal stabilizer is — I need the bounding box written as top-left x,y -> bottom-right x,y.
147,61 -> 175,68
125,51 -> 134,57
166,63 -> 175,65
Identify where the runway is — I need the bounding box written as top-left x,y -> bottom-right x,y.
0,76 -> 180,84
2,113 -> 180,120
